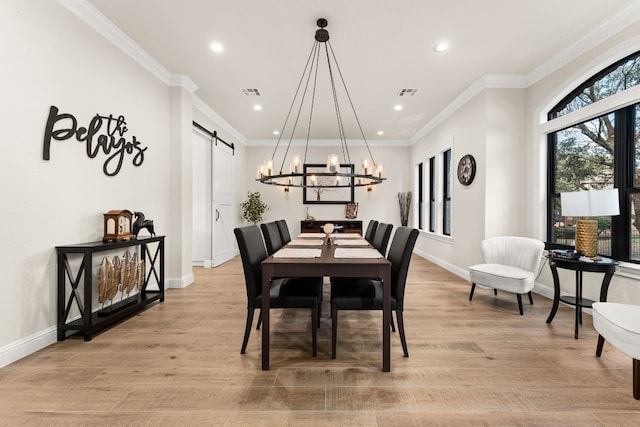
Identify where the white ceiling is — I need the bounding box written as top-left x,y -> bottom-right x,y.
86,0 -> 640,143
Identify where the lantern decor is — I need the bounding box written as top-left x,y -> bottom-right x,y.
103,210 -> 134,242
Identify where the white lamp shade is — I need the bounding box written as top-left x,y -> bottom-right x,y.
560,188 -> 620,217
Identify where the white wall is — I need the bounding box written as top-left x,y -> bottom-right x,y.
0,0 -> 189,366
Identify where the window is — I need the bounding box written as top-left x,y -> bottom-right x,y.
429,156 -> 436,232
443,149 -> 452,236
547,51 -> 640,262
416,143 -> 453,237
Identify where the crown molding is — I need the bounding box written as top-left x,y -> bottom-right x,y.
169,74 -> 198,94
57,0 -> 171,84
526,1 -> 640,86
193,96 -> 247,145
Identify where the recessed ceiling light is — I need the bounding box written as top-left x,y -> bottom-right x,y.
273,130 -> 280,135
209,41 -> 224,53
393,104 -> 403,111
253,104 -> 262,111
433,41 -> 449,53
377,131 -> 384,135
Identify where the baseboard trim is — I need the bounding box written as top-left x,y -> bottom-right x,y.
166,272 -> 194,289
0,326 -> 57,369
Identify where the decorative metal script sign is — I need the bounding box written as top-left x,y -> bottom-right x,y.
42,105 -> 147,176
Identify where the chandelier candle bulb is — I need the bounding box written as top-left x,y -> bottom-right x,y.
291,156 -> 301,174
362,159 -> 370,175
327,154 -> 339,173
376,164 -> 384,178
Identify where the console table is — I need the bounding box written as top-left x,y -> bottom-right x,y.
300,220 -> 362,234
545,256 -> 618,339
56,236 -> 164,341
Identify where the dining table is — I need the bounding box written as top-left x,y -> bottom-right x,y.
261,232 -> 392,371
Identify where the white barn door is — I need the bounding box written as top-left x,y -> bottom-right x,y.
192,127 -> 235,268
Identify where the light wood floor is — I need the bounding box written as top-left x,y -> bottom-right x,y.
1,255 -> 639,426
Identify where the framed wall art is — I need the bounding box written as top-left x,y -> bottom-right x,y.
303,163 -> 355,204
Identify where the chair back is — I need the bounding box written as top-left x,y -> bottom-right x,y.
480,236 -> 544,274
364,220 -> 379,243
260,222 -> 283,255
234,226 -> 267,301
372,222 -> 393,255
276,219 -> 291,244
387,226 -> 419,308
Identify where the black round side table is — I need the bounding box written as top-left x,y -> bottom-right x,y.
546,256 -> 619,339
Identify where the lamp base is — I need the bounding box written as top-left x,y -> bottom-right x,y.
576,219 -> 598,258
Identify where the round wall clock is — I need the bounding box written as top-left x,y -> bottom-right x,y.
457,154 -> 476,186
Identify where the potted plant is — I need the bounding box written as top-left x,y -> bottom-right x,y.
240,191 -> 269,224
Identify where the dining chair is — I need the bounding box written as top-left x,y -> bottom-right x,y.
260,221 -> 284,255
234,225 -> 322,356
276,219 -> 292,245
364,220 -> 378,243
331,226 -> 419,359
372,222 -> 393,256
468,236 -> 545,315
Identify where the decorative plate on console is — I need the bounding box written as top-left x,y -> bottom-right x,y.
457,154 -> 476,186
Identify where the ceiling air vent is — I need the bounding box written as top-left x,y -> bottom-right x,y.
241,88 -> 261,96
397,88 -> 419,97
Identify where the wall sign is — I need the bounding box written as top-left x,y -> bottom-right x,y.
42,105 -> 148,176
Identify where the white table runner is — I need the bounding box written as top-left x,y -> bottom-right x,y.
297,233 -> 326,238
272,248 -> 322,258
333,239 -> 369,246
288,239 -> 324,246
333,248 -> 382,258
332,234 -> 363,239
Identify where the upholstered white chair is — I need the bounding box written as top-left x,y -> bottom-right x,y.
592,302 -> 640,399
468,236 -> 545,315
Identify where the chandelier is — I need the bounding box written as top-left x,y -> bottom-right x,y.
256,18 -> 386,189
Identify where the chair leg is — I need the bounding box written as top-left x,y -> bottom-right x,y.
256,308 -> 262,330
528,291 -> 534,305
396,309 -> 409,357
390,311 -> 396,333
596,335 -> 605,357
469,283 -> 476,301
311,308 -> 318,357
494,289 -> 498,296
241,308 -> 254,354
331,306 -> 338,359
517,294 -> 523,315
634,358 -> 639,400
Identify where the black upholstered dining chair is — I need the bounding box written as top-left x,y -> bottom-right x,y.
331,226 -> 419,359
234,225 -> 323,356
364,220 -> 378,243
372,222 -> 393,256
276,219 -> 292,244
260,221 -> 284,255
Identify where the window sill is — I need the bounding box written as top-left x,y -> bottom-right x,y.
418,230 -> 454,244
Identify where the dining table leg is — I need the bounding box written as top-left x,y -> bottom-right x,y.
381,264 -> 391,372
261,265 -> 272,370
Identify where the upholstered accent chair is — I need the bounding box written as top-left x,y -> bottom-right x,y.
592,302 -> 640,399
468,236 -> 545,315
234,225 -> 322,356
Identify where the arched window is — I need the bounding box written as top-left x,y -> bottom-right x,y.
547,51 -> 640,262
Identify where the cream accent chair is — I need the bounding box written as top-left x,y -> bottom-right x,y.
592,302 -> 640,399
468,236 -> 545,315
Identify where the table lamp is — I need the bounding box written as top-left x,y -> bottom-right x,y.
560,188 -> 620,258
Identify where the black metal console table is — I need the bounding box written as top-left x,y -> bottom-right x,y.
545,256 -> 618,339
56,236 -> 165,341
